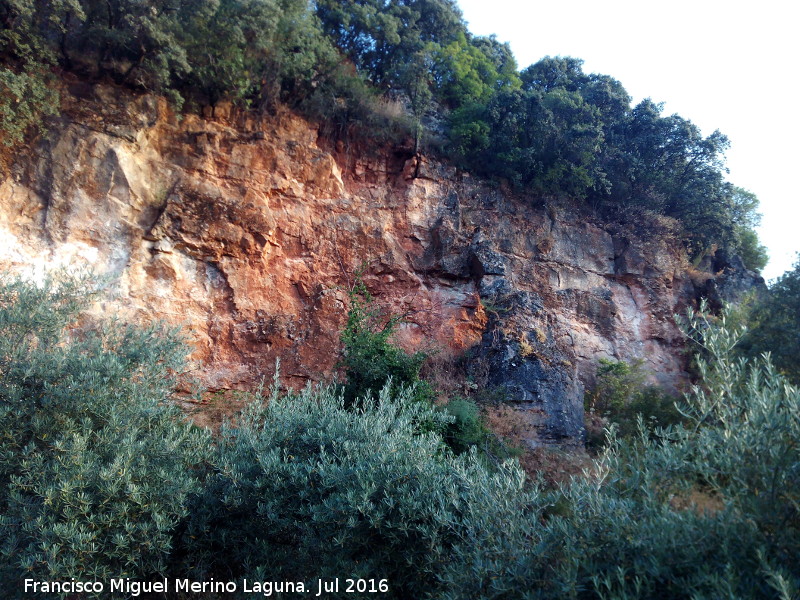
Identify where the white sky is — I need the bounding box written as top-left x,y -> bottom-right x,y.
456,0 -> 799,281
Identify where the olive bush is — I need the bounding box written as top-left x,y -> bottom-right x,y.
184,380 -> 531,599
2,273 -> 796,600
439,307 -> 800,599
0,273 -> 211,596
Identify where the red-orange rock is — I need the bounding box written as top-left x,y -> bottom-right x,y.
0,84 -> 762,442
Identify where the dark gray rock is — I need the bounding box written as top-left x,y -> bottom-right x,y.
472,327 -> 585,444
700,250 -> 767,310
469,243 -> 507,278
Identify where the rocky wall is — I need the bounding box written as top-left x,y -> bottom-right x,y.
0,82 -> 763,444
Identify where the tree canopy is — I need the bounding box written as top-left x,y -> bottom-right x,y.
0,0 -> 767,264
740,257 -> 800,383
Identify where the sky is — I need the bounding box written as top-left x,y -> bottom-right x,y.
456,0 -> 798,281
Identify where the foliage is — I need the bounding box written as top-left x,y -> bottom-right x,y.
0,0 -> 345,111
677,307 -> 800,579
0,0 -> 69,145
606,99 -> 734,254
180,0 -> 282,106
269,0 -> 343,108
449,55 -> 766,262
442,397 -> 483,453
180,0 -> 342,110
449,85 -> 606,198
0,64 -> 59,147
740,256 -> 800,383
338,274 -> 433,407
300,61 -> 416,147
183,381 -> 529,599
441,308 -> 800,599
1,275 -> 798,600
584,358 -> 683,449
728,187 -> 768,272
0,272 -> 211,595
432,33 -> 520,108
734,226 -> 769,273
337,274 -> 516,463
315,0 -> 464,86
440,396 -> 517,461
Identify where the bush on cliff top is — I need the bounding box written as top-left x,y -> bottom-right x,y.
0,0 -> 767,266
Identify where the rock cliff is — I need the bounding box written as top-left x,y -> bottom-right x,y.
0,82 -> 763,445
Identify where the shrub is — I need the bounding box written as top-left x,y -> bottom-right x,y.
0,277 -> 796,600
338,274 -> 434,407
678,307 -> 800,577
442,397 -> 484,453
183,381 -> 530,599
442,307 -> 800,599
0,273 -> 211,596
0,64 -> 59,148
0,1 -> 64,148
441,397 -> 520,466
337,275 -> 512,460
584,358 -> 683,449
739,256 -> 800,384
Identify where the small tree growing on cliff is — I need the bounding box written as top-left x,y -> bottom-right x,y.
339,272 -> 434,407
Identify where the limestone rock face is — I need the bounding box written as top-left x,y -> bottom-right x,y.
0,84 -> 763,444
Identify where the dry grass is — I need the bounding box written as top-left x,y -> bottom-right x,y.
687,265 -> 714,287
484,404 -> 591,486
668,487 -> 725,515
518,447 -> 593,487
420,348 -> 475,402
181,389 -> 254,432
518,337 -> 535,357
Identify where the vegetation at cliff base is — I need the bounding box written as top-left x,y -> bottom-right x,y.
0,273 -> 211,588
337,271 -> 506,459
584,358 -> 683,451
338,273 -> 433,407
1,269 -> 798,598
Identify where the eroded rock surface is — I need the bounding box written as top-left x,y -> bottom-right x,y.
0,84 -> 763,444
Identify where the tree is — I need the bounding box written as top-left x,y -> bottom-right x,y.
269,0 -> 342,108
431,33 -> 519,109
0,0 -> 79,145
177,0 -> 339,108
398,48 -> 434,152
70,0 -> 200,97
338,274 -> 433,406
521,55 -> 587,93
183,381 -> 527,598
723,186 -> 768,272
315,0 -> 464,86
734,227 -> 768,273
584,358 -> 682,449
181,0 -> 281,105
444,307 -> 800,599
0,273 -> 210,592
740,257 -> 800,383
449,85 -> 606,198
